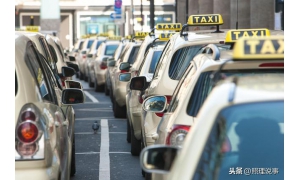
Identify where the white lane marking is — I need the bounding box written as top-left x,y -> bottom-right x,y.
99,119 -> 110,180
75,132 -> 126,135
76,152 -> 131,155
84,91 -> 99,103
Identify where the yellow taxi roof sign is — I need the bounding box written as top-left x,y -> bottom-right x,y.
107,36 -> 122,40
26,26 -> 39,32
156,23 -> 182,31
187,14 -> 223,26
159,33 -> 175,41
225,28 -> 271,43
135,32 -> 149,38
233,36 -> 284,60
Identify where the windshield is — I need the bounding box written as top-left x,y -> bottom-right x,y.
105,45 -> 119,56
192,100 -> 283,180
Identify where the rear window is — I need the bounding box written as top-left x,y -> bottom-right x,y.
105,45 -> 119,56
127,46 -> 140,64
149,51 -> 163,73
186,69 -> 284,117
87,40 -> 94,49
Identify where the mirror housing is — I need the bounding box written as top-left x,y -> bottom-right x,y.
130,76 -> 147,91
108,57 -> 115,61
108,60 -> 116,67
140,145 -> 179,173
61,88 -> 85,104
87,54 -> 93,58
102,57 -> 109,62
61,66 -> 76,77
66,61 -> 79,72
68,55 -> 76,62
142,96 -> 167,112
119,62 -> 131,70
65,80 -> 82,89
74,49 -> 79,53
119,73 -> 131,82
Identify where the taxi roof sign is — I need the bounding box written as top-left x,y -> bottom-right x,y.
156,23 -> 182,31
232,36 -> 284,60
107,36 -> 122,40
26,26 -> 39,32
159,33 -> 175,41
134,32 -> 149,38
225,29 -> 271,43
187,14 -> 223,26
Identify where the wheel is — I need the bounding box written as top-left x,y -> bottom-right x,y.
127,119 -> 131,143
79,71 -> 84,80
84,74 -> 88,82
145,172 -> 152,180
104,83 -> 110,96
113,98 -> 126,118
130,125 -> 141,156
94,76 -> 101,92
70,135 -> 76,176
88,76 -> 94,87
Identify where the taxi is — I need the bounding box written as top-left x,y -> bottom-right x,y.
130,14 -> 232,149
142,29 -> 283,148
110,38 -> 142,118
15,32 -> 85,180
18,31 -> 84,177
77,37 -> 97,80
140,36 -> 284,180
70,38 -> 85,77
82,37 -> 106,82
105,37 -> 129,96
121,41 -> 167,156
89,37 -> 120,91
140,74 -> 284,180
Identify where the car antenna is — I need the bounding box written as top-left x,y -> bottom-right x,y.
236,0 -> 239,29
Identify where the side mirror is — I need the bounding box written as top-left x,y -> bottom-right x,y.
87,54 -> 93,58
65,80 -> 82,89
64,52 -> 68,57
102,57 -> 109,62
119,73 -> 131,82
140,145 -> 179,173
61,66 -> 76,77
66,61 -> 79,72
68,55 -> 76,62
119,62 -> 131,70
108,57 -> 115,61
130,76 -> 147,91
74,49 -> 79,53
81,50 -> 87,54
61,88 -> 85,104
142,96 -> 167,112
108,60 -> 116,67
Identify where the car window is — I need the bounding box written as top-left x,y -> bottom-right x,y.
87,39 -> 94,49
55,41 -> 65,61
119,45 -> 130,62
167,65 -> 193,113
79,41 -> 84,50
39,37 -> 55,68
96,40 -> 104,49
169,45 -> 205,80
137,50 -> 150,76
105,45 -> 119,56
15,71 -> 18,96
48,44 -> 58,63
153,41 -> 170,78
25,44 -> 54,102
127,46 -> 140,64
192,101 -> 284,180
186,69 -> 284,117
149,50 -> 163,73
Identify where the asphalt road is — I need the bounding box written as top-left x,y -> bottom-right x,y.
70,76 -> 145,180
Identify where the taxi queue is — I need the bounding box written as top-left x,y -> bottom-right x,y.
15,13 -> 284,180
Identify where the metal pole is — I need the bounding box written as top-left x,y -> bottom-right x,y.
131,0 -> 135,34
150,0 -> 155,29
141,0 -> 143,31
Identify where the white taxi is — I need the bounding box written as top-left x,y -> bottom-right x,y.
130,14 -> 231,149
140,36 -> 284,180
15,32 -> 85,180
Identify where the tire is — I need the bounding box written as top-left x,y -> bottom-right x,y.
145,172 -> 152,180
70,135 -> 76,176
94,77 -> 101,92
84,75 -> 88,82
88,76 -> 94,87
113,98 -> 126,118
79,71 -> 84,80
130,125 -> 141,156
127,119 -> 131,143
104,83 -> 110,96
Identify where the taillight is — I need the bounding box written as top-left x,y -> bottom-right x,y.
17,122 -> 39,143
121,69 -> 128,73
259,63 -> 284,67
61,77 -> 67,87
16,104 -> 45,160
100,62 -> 107,70
155,95 -> 172,117
166,125 -> 190,147
82,54 -> 86,59
138,91 -> 144,104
